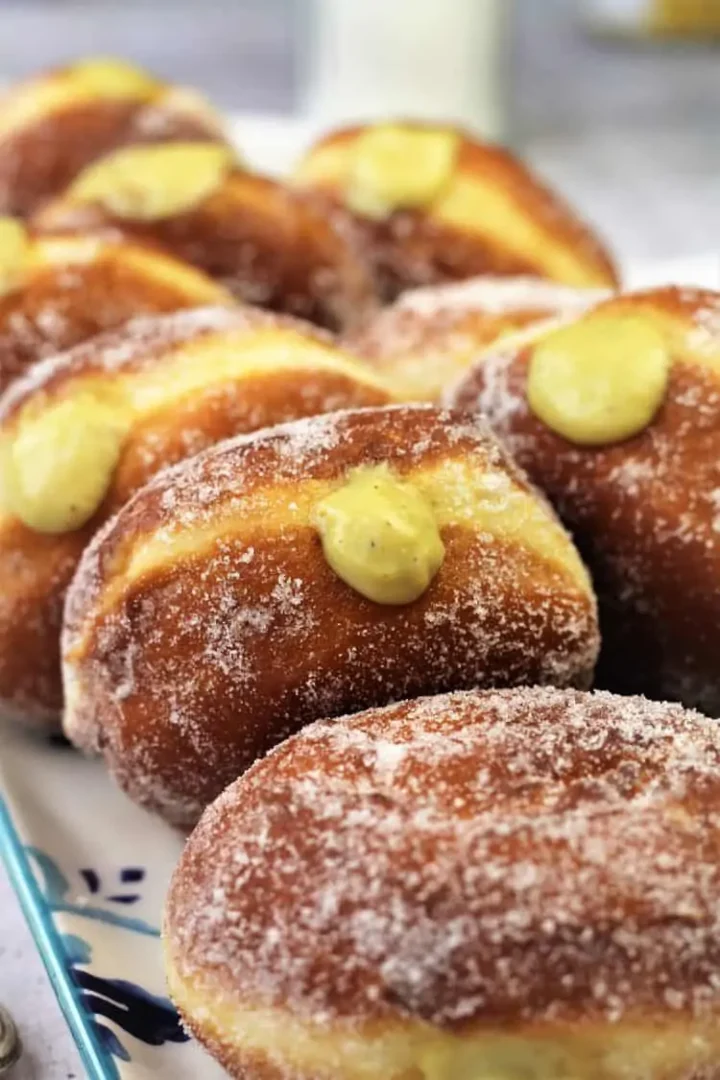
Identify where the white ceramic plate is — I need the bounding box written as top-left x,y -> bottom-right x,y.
0,114 -> 718,1080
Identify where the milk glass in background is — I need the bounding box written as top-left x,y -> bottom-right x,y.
301,0 -> 508,137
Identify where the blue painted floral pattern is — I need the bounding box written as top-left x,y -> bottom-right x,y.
62,933 -> 188,1077
27,848 -> 189,1073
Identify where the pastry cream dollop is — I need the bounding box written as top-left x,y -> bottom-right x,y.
69,142 -> 235,221
527,313 -> 670,445
314,463 -> 445,604
0,394 -> 128,533
346,124 -> 458,220
0,217 -> 30,297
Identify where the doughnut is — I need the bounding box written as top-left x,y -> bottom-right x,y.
0,219 -> 233,395
63,405 -> 598,825
164,685 -> 720,1080
293,122 -> 619,301
0,305 -> 390,725
34,143 -> 378,332
0,55 -> 227,217
448,285 -> 720,712
345,275 -> 609,401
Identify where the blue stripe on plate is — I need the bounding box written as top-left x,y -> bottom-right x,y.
0,794 -> 113,1080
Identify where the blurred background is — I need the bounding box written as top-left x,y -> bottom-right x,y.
0,0 -> 718,262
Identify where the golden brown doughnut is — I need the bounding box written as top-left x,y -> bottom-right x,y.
294,122 -> 619,301
63,405 -> 598,825
448,286 -> 720,712
0,56 -> 227,217
345,275 -> 609,401
0,305 -> 390,725
34,143 -> 377,332
165,685 -> 720,1080
0,222 -> 233,395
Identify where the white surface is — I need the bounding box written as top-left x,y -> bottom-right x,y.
0,114 -> 718,1080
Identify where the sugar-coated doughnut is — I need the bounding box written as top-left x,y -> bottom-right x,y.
294,122 -> 619,301
0,222 -> 233,395
0,305 -> 390,725
63,405 -> 598,825
0,56 -> 227,217
165,685 -> 720,1080
345,275 -> 609,401
34,143 -> 377,332
448,286 -> 720,712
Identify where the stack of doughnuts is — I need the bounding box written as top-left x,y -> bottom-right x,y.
0,54 -> 716,1080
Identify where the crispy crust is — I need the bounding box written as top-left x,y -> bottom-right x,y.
295,125 -> 619,301
0,234 -> 231,395
35,170 -> 379,332
0,306 -> 390,723
0,93 -> 223,218
448,285 -> 720,712
164,686 -> 720,1080
344,276 -> 609,401
62,405 -> 598,824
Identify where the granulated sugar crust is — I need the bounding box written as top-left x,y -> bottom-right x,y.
448,286 -> 720,713
63,406 -> 598,824
347,275 -> 609,360
166,685 -> 720,1032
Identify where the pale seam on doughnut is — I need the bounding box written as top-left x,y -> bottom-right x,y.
69,455 -> 592,643
28,237 -> 233,304
165,959 -> 720,1080
432,175 -> 600,288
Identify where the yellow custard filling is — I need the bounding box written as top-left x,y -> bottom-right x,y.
0,394 -> 126,532
68,142 -> 236,220
345,125 -> 459,220
0,217 -> 31,298
527,313 -> 670,445
314,463 -> 445,604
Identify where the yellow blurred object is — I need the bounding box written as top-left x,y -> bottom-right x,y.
588,0 -> 720,37
649,0 -> 720,34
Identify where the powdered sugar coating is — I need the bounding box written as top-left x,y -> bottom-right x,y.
448,286 -> 720,713
63,406 -> 598,824
166,685 -> 720,1035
